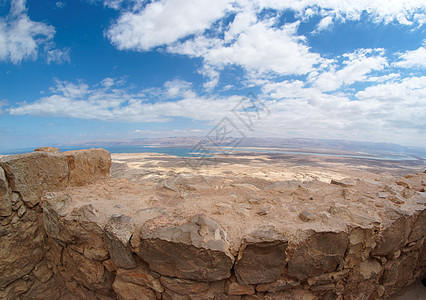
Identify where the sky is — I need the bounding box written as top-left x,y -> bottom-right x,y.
0,0 -> 425,152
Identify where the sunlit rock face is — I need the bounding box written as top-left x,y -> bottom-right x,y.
0,149 -> 425,299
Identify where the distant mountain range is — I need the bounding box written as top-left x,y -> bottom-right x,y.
62,136 -> 426,159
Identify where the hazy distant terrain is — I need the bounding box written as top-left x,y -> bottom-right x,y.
62,136 -> 426,160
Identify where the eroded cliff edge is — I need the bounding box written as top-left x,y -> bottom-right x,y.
0,149 -> 425,299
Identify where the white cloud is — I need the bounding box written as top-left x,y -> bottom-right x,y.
7,74 -> 426,147
55,2 -> 65,9
106,0 -> 232,51
315,15 -> 334,31
258,75 -> 426,146
164,79 -> 196,98
0,0 -> 66,64
311,49 -> 387,91
8,78 -> 240,123
103,0 -> 425,89
170,20 -> 322,76
355,76 -> 426,103
394,44 -> 426,69
247,0 -> 426,26
46,48 -> 70,64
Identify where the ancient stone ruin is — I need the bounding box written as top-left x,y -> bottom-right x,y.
0,148 -> 425,299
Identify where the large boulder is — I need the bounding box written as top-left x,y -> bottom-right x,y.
287,231 -> 349,280
138,214 -> 234,281
234,225 -> 288,284
65,149 -> 111,186
0,152 -> 69,207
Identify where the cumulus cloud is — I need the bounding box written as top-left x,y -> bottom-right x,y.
394,44 -> 426,69
315,15 -> 334,32
106,0 -> 232,50
8,78 -> 240,123
169,19 -> 322,85
0,0 -> 66,64
104,0 -> 425,89
259,75 -> 426,146
311,49 -> 388,91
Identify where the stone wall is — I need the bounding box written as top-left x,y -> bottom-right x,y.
0,148 -> 111,299
0,149 -> 425,300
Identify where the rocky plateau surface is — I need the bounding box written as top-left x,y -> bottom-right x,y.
0,148 -> 425,300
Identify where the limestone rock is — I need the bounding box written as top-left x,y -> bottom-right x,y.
29,260 -> 53,283
0,166 -> 11,217
287,231 -> 349,280
255,274 -> 300,293
0,208 -> 45,288
105,215 -> 136,269
345,226 -> 379,268
160,276 -> 209,295
372,215 -> 412,256
62,248 -> 113,293
225,277 -> 254,295
116,260 -> 163,293
408,210 -> 426,243
331,178 -> 356,187
66,149 -> 111,186
0,152 -> 69,207
381,251 -> 420,298
21,273 -> 65,300
43,196 -> 108,259
112,277 -> 156,300
234,225 -> 288,284
299,210 -> 315,222
357,259 -> 382,280
0,279 -> 33,300
138,214 -> 234,281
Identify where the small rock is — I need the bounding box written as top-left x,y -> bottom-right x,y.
257,206 -> 270,216
342,188 -> 355,199
299,211 -> 315,222
331,178 -> 356,187
388,195 -> 405,204
377,192 -> 388,198
249,198 -> 260,204
17,205 -> 26,218
396,179 -> 410,188
319,211 -> 331,219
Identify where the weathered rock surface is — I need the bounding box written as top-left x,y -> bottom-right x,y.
66,149 -> 111,186
0,152 -> 69,207
234,225 -> 288,284
105,215 -> 136,269
139,214 -> 234,281
1,150 -> 425,299
0,166 -> 11,217
287,231 -> 349,280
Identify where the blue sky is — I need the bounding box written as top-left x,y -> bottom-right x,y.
0,0 -> 425,152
